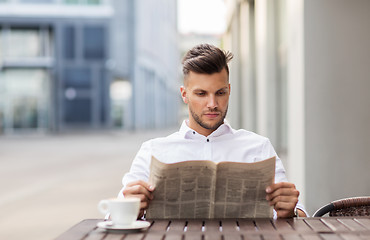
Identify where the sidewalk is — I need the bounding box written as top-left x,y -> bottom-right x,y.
0,128 -> 175,240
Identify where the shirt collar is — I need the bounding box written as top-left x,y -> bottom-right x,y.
179,119 -> 234,139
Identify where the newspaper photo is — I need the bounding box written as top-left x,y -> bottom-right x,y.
146,156 -> 276,219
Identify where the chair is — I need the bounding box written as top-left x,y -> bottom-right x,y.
313,196 -> 370,217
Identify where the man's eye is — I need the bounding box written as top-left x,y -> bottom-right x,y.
195,92 -> 205,96
217,91 -> 226,96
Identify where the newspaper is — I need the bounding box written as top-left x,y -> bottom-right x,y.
146,156 -> 275,219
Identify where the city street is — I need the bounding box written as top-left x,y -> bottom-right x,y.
0,128 -> 174,240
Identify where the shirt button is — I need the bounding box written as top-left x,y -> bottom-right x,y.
207,139 -> 209,142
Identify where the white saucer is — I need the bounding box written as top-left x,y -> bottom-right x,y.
97,221 -> 151,231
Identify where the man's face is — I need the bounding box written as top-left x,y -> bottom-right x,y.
180,68 -> 230,136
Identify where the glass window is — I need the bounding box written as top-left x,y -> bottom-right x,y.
0,29 -> 3,62
0,70 -> 5,132
110,80 -> 132,101
64,67 -> 91,89
64,99 -> 91,123
0,25 -> 52,132
63,26 -> 75,59
87,0 -> 100,5
110,79 -> 132,127
7,28 -> 41,58
0,69 -> 49,130
13,97 -> 38,128
64,0 -> 78,4
2,27 -> 52,59
20,0 -> 54,3
63,0 -> 101,5
99,68 -> 106,123
3,69 -> 47,95
83,26 -> 105,60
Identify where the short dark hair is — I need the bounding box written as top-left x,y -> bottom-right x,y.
182,44 -> 233,78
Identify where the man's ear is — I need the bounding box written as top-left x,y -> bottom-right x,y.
180,86 -> 188,104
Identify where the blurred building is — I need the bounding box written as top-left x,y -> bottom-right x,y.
115,0 -> 180,130
224,0 -> 370,215
0,0 -> 180,134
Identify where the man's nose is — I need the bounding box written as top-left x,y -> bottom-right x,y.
207,95 -> 218,109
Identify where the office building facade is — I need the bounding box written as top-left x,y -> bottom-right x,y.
0,0 -> 180,134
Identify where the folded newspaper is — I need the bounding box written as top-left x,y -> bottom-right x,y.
146,156 -> 275,219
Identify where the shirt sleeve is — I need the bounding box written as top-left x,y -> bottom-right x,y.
118,140 -> 152,197
261,138 -> 288,183
261,138 -> 309,217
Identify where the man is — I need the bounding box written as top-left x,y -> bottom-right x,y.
120,44 -> 307,218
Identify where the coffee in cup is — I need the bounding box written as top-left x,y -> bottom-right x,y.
98,197 -> 140,226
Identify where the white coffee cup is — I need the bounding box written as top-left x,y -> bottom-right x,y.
98,197 -> 140,226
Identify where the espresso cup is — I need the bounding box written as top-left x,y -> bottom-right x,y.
98,197 -> 140,226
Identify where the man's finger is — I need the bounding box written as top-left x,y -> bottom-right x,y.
126,193 -> 149,203
276,209 -> 293,218
266,182 -> 296,193
126,180 -> 155,192
274,201 -> 296,211
124,186 -> 153,200
267,195 -> 298,206
266,188 -> 299,201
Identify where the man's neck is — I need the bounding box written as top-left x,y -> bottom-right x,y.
187,120 -> 217,137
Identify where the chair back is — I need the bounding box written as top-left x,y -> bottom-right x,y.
313,196 -> 370,217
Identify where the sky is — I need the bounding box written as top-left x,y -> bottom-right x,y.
177,0 -> 226,35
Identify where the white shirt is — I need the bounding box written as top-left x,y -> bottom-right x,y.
121,120 -> 307,216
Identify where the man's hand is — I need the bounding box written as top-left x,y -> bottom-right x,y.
266,182 -> 304,218
121,180 -> 155,218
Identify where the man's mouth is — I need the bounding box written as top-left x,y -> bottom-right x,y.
204,112 -> 220,119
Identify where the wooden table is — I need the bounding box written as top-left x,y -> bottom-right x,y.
56,217 -> 370,240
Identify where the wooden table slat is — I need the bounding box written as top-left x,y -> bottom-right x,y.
150,220 -> 169,231
304,219 -> 332,232
186,220 -> 203,232
168,220 -> 186,232
55,219 -> 101,240
258,233 -> 281,240
254,219 -> 276,231
287,219 -> 314,232
354,218 -> 370,230
238,219 -> 257,231
240,233 -> 262,240
338,219 -> 368,231
221,219 -> 238,232
359,233 -> 370,240
273,219 -> 294,232
144,232 -> 165,240
319,233 -> 344,240
321,218 -> 351,232
122,233 -> 145,240
281,233 -> 304,240
202,232 -> 222,240
204,220 -> 220,232
222,233 -> 243,240
300,233 -> 324,240
162,232 -> 184,240
104,233 -> 128,240
83,228 -> 106,240
339,233 -> 363,240
183,232 -> 203,240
